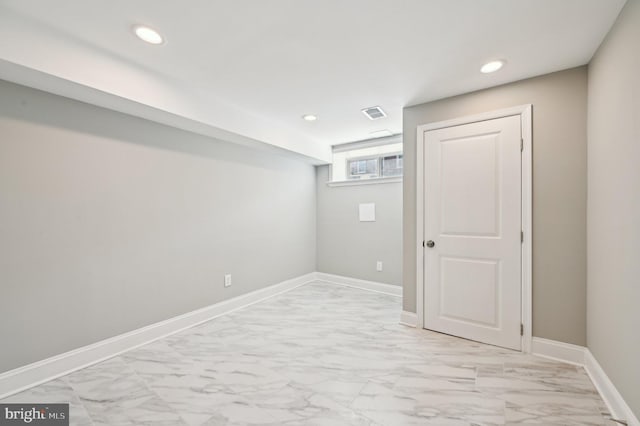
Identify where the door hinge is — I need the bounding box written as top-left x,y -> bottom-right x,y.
422,240 -> 425,248
520,324 -> 524,336
521,138 -> 524,152
521,231 -> 524,243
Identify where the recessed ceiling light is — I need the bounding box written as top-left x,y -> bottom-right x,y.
302,114 -> 317,121
133,25 -> 164,45
481,60 -> 505,74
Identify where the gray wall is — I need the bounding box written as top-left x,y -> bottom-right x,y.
403,67 -> 588,346
587,0 -> 640,417
0,80 -> 316,373
316,166 -> 402,285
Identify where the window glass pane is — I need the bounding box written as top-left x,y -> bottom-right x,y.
349,161 -> 357,175
348,158 -> 378,179
381,154 -> 403,177
366,159 -> 377,174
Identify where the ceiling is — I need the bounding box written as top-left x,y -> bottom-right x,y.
0,0 -> 626,163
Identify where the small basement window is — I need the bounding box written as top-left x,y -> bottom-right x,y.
330,135 -> 403,183
348,156 -> 379,179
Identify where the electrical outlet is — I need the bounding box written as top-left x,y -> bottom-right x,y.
376,261 -> 383,272
224,274 -> 232,287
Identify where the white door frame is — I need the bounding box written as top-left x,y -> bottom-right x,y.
415,104 -> 533,353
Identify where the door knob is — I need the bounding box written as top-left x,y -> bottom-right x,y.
426,240 -> 435,248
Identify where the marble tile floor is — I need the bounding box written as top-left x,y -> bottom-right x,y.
2,281 -> 614,425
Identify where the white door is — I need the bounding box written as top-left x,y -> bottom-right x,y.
424,115 -> 522,350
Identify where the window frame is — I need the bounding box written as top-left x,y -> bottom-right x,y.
346,154 -> 382,180
329,135 -> 404,185
345,151 -> 403,181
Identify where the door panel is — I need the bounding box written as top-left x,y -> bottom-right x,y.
440,134 -> 499,236
440,256 -> 499,327
424,115 -> 521,350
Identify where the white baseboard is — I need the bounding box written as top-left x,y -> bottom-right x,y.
400,311 -> 418,327
585,350 -> 640,426
531,338 -> 638,426
531,337 -> 586,366
6,274 -> 634,426
0,272 -> 316,400
314,272 -> 402,297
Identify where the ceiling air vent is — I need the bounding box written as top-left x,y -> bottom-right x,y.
361,106 -> 387,120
